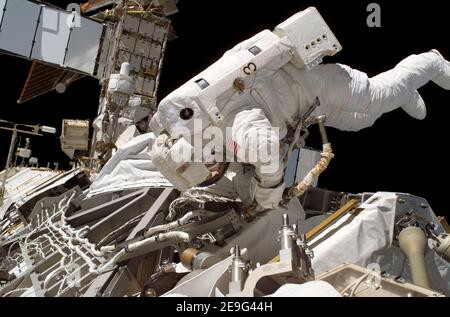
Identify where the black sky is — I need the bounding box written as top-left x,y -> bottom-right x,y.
0,0 -> 449,217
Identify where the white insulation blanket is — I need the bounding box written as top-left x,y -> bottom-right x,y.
88,133 -> 171,197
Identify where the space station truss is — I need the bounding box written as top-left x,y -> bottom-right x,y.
108,12 -> 171,101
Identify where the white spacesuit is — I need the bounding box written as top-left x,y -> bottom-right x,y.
150,9 -> 450,211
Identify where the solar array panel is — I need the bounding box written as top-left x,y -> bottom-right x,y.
0,0 -> 105,75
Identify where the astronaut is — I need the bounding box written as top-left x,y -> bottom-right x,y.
150,8 -> 450,212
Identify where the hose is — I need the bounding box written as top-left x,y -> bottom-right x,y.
41,234 -> 70,289
128,231 -> 190,253
92,231 -> 191,275
144,210 -> 214,238
287,116 -> 334,199
288,143 -> 334,198
340,272 -> 370,297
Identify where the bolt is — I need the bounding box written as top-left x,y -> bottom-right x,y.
299,233 -> 307,242
282,214 -> 289,227
144,289 -> 156,297
234,245 -> 241,258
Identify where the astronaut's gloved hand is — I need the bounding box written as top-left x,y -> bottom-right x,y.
250,177 -> 286,211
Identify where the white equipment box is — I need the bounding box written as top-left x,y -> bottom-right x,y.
274,7 -> 342,69
194,6 -> 342,125
60,120 -> 90,159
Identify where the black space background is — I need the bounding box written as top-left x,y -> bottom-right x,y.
0,0 -> 449,217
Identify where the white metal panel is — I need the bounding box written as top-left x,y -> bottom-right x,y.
65,17 -> 103,74
130,53 -> 142,73
0,168 -> 60,220
120,34 -> 136,52
135,39 -> 150,57
123,14 -> 140,33
138,19 -> 154,38
117,49 -> 131,67
153,24 -> 166,43
149,43 -> 161,60
0,0 -> 42,58
31,6 -> 72,65
141,58 -> 153,75
135,77 -> 144,95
